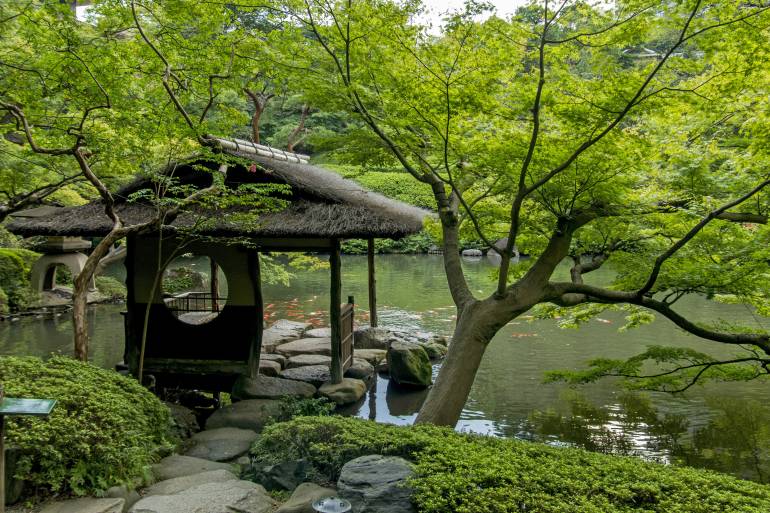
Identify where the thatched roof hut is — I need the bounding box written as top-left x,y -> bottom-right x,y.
7,136 -> 427,239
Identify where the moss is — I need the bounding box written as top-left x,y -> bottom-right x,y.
95,276 -> 127,300
252,416 -> 770,513
0,356 -> 174,497
0,248 -> 39,311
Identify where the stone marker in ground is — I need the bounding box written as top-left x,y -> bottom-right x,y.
128,480 -> 277,513
304,327 -> 332,338
143,469 -> 238,497
205,398 -> 284,432
337,455 -> 416,513
287,354 -> 331,369
279,365 -> 330,388
152,454 -> 235,481
276,482 -> 338,513
344,358 -> 375,381
184,427 -> 258,462
318,378 -> 367,405
232,374 -> 316,401
39,498 -> 124,513
353,349 -> 387,366
387,341 -> 432,388
258,359 -> 282,376
275,338 -> 331,357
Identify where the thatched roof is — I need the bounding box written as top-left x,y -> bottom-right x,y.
7,137 -> 428,240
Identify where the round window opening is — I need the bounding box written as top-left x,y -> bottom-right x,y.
162,254 -> 228,325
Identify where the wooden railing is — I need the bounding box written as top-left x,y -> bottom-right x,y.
164,292 -> 225,318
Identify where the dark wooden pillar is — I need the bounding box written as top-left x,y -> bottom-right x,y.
247,250 -> 263,378
367,238 -> 378,327
210,258 -> 220,312
330,239 -> 343,384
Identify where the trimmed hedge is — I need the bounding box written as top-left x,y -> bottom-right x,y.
0,356 -> 173,496
251,416 -> 770,513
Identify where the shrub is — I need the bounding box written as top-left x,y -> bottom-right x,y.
252,416 -> 770,513
0,248 -> 39,311
0,356 -> 174,496
95,276 -> 127,300
342,232 -> 436,255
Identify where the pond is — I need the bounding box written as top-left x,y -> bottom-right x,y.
1,254 -> 769,482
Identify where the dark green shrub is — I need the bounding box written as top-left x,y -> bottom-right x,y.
95,276 -> 127,300
0,356 -> 173,496
252,416 -> 770,513
163,267 -> 206,294
342,232 -> 435,255
0,248 -> 39,311
276,396 -> 336,420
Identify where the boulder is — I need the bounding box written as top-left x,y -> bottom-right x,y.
261,353 -> 287,369
387,342 -> 432,387
461,248 -> 483,257
276,482 -> 337,513
103,484 -> 140,513
164,402 -> 200,440
40,498 -> 125,513
337,455 -> 416,513
184,427 -> 258,462
353,327 -> 393,350
287,354 -> 332,369
305,327 -> 332,338
418,342 -> 447,360
232,374 -> 316,401
128,480 -> 277,513
354,349 -> 387,366
206,399 -> 284,433
280,365 -> 330,388
276,338 -> 331,357
144,469 -> 238,497
259,359 -> 282,377
253,459 -> 309,491
319,378 -> 367,405
344,358 -> 375,381
152,455 -> 235,481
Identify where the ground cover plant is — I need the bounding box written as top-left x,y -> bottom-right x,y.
252,416 -> 770,513
0,356 -> 173,496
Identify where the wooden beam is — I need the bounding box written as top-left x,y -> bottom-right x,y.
329,239 -> 343,384
367,238 -> 378,327
247,250 -> 263,379
209,258 -> 219,312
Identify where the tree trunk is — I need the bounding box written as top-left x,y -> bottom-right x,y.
415,300 -> 510,426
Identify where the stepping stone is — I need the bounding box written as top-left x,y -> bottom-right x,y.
129,480 -> 277,513
206,399 -> 284,432
144,469 -> 238,497
345,358 -> 374,381
279,365 -> 330,388
354,349 -> 387,366
304,327 -> 332,338
232,374 -> 316,401
275,338 -> 331,357
261,353 -> 288,369
338,455 -> 416,513
40,498 -> 124,513
319,378 -> 367,405
287,354 -> 331,369
259,359 -> 282,376
276,482 -> 337,513
262,320 -> 312,352
152,454 -> 235,481
184,427 -> 258,462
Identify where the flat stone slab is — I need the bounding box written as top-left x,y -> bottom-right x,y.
232,374 -> 316,401
276,482 -> 337,513
206,399 -> 284,432
338,455 -> 416,513
354,349 -> 387,366
144,469 -> 238,497
287,354 -> 332,369
319,378 -> 367,405
345,358 -> 375,381
259,359 -> 282,376
152,454 -> 235,481
276,338 -> 331,357
261,353 -> 287,369
40,498 -> 124,513
304,327 -> 332,338
184,427 -> 258,462
129,480 -> 277,513
279,365 -> 330,388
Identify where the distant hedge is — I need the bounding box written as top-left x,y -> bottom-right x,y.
0,248 -> 39,312
0,356 -> 173,496
252,416 -> 770,513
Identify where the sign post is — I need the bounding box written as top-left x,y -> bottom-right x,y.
0,387 -> 56,513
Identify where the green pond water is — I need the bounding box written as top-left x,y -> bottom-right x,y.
2,254 -> 769,482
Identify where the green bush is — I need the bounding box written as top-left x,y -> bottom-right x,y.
0,247 -> 39,311
96,276 -> 127,300
251,416 -> 770,513
0,356 -> 174,496
342,231 -> 436,255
